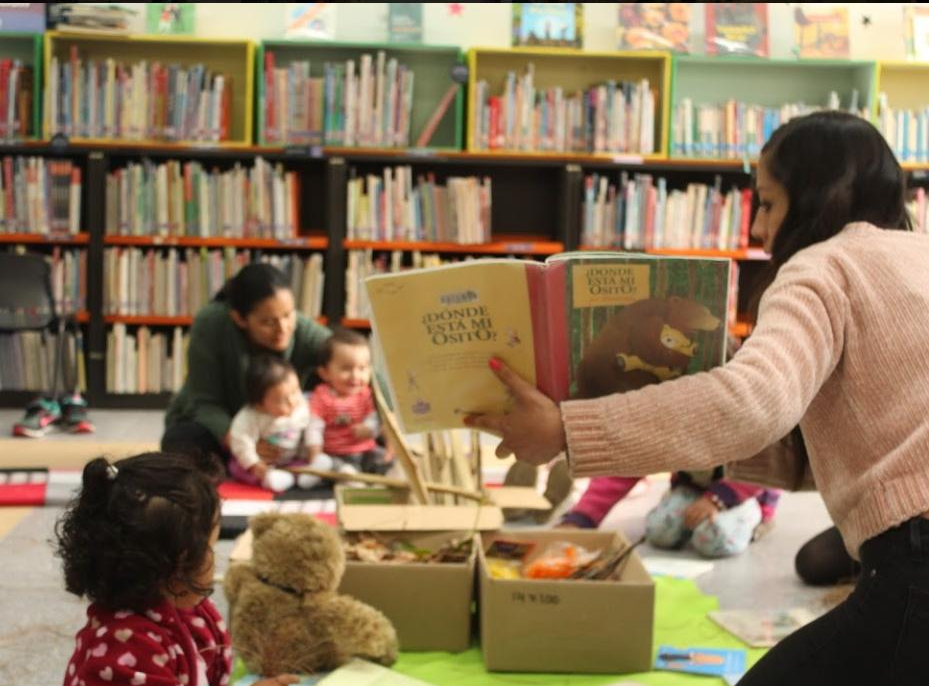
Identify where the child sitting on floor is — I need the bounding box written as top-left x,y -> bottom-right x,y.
308,329 -> 389,478
228,355 -> 324,493
561,471 -> 779,558
55,451 -> 297,686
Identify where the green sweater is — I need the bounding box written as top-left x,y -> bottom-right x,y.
165,301 -> 331,442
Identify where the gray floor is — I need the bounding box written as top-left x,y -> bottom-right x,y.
0,410 -> 837,686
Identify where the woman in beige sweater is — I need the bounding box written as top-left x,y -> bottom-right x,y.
467,111 -> 929,685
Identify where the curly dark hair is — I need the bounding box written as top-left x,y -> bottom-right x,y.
54,451 -> 221,612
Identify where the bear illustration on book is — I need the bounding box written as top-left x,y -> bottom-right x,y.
575,296 -> 721,399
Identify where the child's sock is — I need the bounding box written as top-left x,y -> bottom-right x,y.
262,468 -> 295,493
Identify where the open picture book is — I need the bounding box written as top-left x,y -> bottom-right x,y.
366,252 -> 731,433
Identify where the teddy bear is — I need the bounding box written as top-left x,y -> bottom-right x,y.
224,512 -> 398,675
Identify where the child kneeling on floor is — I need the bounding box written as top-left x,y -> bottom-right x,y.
307,329 -> 389,478
55,452 -> 297,686
561,471 -> 779,558
228,355 -> 325,493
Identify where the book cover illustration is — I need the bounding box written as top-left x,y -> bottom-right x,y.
905,5 -> 929,61
0,3 -> 45,32
655,645 -> 747,677
389,3 -> 423,44
366,254 -> 729,433
146,3 -> 195,35
708,607 -> 820,648
285,2 -> 336,40
617,3 -> 691,52
705,3 -> 768,57
512,3 -> 583,49
793,5 -> 849,58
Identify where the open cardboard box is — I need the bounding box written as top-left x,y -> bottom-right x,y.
335,485 -> 549,532
228,527 -> 477,653
479,529 -> 655,674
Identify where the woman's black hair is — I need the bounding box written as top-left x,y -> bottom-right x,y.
246,354 -> 297,406
214,263 -> 291,318
55,452 -> 222,611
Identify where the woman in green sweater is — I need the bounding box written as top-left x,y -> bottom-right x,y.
163,263 -> 330,466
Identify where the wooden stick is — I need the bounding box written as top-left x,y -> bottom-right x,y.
285,465 -> 485,502
372,381 -> 430,504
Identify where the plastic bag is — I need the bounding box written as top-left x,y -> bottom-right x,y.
524,542 -> 599,579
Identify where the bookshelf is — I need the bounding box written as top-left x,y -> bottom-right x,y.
257,40 -> 464,150
43,31 -> 255,146
0,32 -> 42,141
467,47 -> 672,157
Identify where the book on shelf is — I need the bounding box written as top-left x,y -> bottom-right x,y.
0,329 -> 85,392
876,94 -> 929,164
344,248 -> 449,319
49,4 -> 136,34
146,3 -> 196,35
0,156 -> 82,235
47,246 -> 86,315
905,6 -> 929,61
582,172 -> 752,252
0,4 -> 45,33
347,166 -> 491,243
472,65 -> 655,154
263,50 -> 414,148
105,158 -> 298,240
705,3 -> 768,57
285,3 -> 336,40
904,187 -> 929,235
388,3 -> 423,44
617,2 -> 691,52
104,247 -> 324,319
672,93 -> 867,160
708,608 -> 820,649
512,3 -> 583,49
0,59 -> 34,140
47,47 -> 233,142
792,5 -> 849,59
366,251 -> 730,432
106,324 -> 188,394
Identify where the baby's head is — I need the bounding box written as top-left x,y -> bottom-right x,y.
55,452 -> 222,612
246,355 -> 303,418
318,328 -> 372,398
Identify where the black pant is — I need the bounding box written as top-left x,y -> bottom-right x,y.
161,421 -> 231,465
796,525 -> 861,585
741,517 -> 929,686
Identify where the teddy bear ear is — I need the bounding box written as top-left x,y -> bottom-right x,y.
249,512 -> 280,539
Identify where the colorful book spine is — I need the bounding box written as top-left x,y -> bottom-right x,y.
344,248 -> 455,319
0,156 -> 82,235
106,324 -> 188,394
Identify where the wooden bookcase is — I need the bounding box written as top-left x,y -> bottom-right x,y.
257,40 -> 464,151
43,31 -> 255,146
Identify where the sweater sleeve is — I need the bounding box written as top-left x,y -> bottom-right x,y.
228,408 -> 262,470
563,257 -> 848,478
726,431 -> 816,491
184,314 -> 235,442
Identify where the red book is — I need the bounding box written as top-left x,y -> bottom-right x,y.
705,3 -> 769,57
488,96 -> 501,149
739,188 -> 753,249
264,51 -> 276,141
0,59 -> 10,138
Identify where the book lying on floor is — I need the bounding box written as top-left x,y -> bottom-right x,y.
654,646 -> 746,677
708,607 -> 821,648
366,252 -> 730,432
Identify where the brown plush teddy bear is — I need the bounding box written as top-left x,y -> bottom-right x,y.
224,512 -> 398,675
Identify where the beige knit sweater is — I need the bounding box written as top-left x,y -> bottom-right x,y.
562,223 -> 929,557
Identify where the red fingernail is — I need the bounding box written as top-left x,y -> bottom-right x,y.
489,357 -> 501,371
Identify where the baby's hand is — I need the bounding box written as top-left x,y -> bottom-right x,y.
250,462 -> 269,481
351,424 -> 375,440
252,675 -> 300,686
256,439 -> 284,464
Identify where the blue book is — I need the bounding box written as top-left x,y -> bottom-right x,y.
655,645 -> 747,678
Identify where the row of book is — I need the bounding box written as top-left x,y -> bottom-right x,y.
582,173 -> 753,251
47,48 -> 232,142
345,249 -> 452,319
876,94 -> 929,163
103,248 -> 324,319
0,246 -> 85,315
347,167 -> 492,243
0,329 -> 86,392
105,158 -> 298,239
472,68 -> 656,154
672,92 -> 867,159
904,186 -> 929,234
263,52 -> 413,147
106,324 -> 187,394
1,156 -> 82,235
0,59 -> 34,140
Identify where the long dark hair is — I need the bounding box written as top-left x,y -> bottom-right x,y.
55,452 -> 221,611
215,263 -> 291,318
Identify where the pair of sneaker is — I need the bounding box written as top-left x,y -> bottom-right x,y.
12,393 -> 95,438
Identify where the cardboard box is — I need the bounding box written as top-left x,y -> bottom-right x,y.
335,485 -> 549,532
479,529 -> 654,674
339,531 -> 477,652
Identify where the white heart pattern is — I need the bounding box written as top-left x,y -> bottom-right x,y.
91,643 -> 107,658
91,618 -> 101,630
68,663 -> 75,676
115,629 -> 133,643
179,674 -> 189,685
99,667 -> 113,682
152,653 -> 169,668
131,672 -> 146,686
115,611 -> 132,619
147,632 -> 163,643
190,617 -> 206,629
145,611 -> 162,623
220,675 -> 229,686
216,620 -> 226,633
117,652 -> 137,668
96,627 -> 108,638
